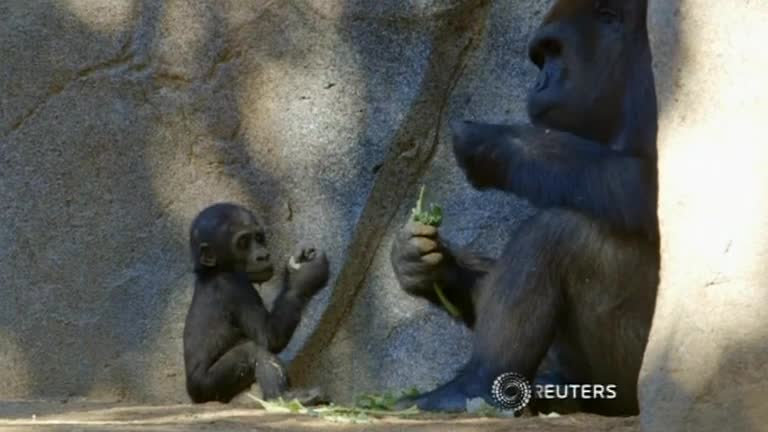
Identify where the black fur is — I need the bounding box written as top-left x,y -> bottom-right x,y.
391,0 -> 658,415
184,203 -> 329,403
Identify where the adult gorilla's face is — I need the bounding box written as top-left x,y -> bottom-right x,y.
527,0 -> 647,144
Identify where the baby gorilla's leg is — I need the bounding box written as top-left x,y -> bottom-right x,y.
253,345 -> 288,399
252,348 -> 328,405
189,341 -> 280,403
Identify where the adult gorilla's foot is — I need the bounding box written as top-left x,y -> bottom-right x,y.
395,366 -> 494,412
413,386 -> 470,412
394,384 -> 468,412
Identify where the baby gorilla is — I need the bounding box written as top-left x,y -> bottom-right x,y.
184,203 -> 329,403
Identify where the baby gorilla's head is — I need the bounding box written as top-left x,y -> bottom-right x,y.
189,203 -> 274,283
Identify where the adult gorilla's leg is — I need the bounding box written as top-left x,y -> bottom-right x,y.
528,340 -> 587,414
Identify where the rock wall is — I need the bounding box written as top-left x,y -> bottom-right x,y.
7,1 -> 760,421
0,0 -> 545,402
639,1 -> 768,431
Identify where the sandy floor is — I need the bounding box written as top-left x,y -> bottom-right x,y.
0,401 -> 639,431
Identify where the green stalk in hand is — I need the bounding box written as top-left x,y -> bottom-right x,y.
411,186 -> 461,319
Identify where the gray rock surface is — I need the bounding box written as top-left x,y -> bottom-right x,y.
4,2 -> 765,428
0,0 -> 539,402
288,0 -> 546,401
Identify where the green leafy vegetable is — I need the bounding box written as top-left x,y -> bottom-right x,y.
411,186 -> 443,226
246,391 -> 421,424
411,186 -> 461,319
355,387 -> 420,411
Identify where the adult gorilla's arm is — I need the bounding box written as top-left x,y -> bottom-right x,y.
390,222 -> 494,328
450,121 -> 656,235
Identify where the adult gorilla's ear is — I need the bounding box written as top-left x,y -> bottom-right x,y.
199,243 -> 217,267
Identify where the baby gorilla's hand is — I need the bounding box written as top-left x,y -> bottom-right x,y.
287,243 -> 329,299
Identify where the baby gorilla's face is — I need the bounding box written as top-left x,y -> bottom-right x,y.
246,249 -> 274,284
232,223 -> 274,284
190,203 -> 275,281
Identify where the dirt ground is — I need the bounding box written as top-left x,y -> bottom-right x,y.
0,402 -> 639,432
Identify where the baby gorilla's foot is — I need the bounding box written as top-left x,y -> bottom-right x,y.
253,351 -> 288,400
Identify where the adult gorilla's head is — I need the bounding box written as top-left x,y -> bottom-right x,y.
527,0 -> 653,147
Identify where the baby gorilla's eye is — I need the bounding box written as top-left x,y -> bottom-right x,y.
254,232 -> 266,244
236,234 -> 251,250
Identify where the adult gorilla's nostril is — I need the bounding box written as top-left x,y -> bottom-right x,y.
529,32 -> 563,67
529,46 -> 544,68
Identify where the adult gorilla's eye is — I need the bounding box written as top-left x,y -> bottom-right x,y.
596,7 -> 621,24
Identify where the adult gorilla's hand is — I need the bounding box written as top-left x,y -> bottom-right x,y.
390,221 -> 446,298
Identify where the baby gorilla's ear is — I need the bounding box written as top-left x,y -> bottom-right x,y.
199,242 -> 217,267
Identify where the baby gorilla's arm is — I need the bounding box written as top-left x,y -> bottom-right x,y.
235,285 -> 306,354
237,244 -> 329,353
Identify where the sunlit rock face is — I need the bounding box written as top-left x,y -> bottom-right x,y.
640,1 -> 768,431
9,1 -> 765,423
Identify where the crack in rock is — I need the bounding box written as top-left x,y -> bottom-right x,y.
288,0 -> 491,387
2,30 -> 147,140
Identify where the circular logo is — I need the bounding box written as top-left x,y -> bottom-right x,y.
490,372 -> 532,412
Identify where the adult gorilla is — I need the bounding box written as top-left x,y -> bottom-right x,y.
391,0 -> 659,415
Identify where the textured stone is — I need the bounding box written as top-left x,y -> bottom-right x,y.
2,2 -> 763,426
0,0 -> 527,402
639,1 -> 768,431
289,0 -> 546,401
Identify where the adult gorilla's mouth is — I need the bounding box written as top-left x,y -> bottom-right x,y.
527,85 -> 558,124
